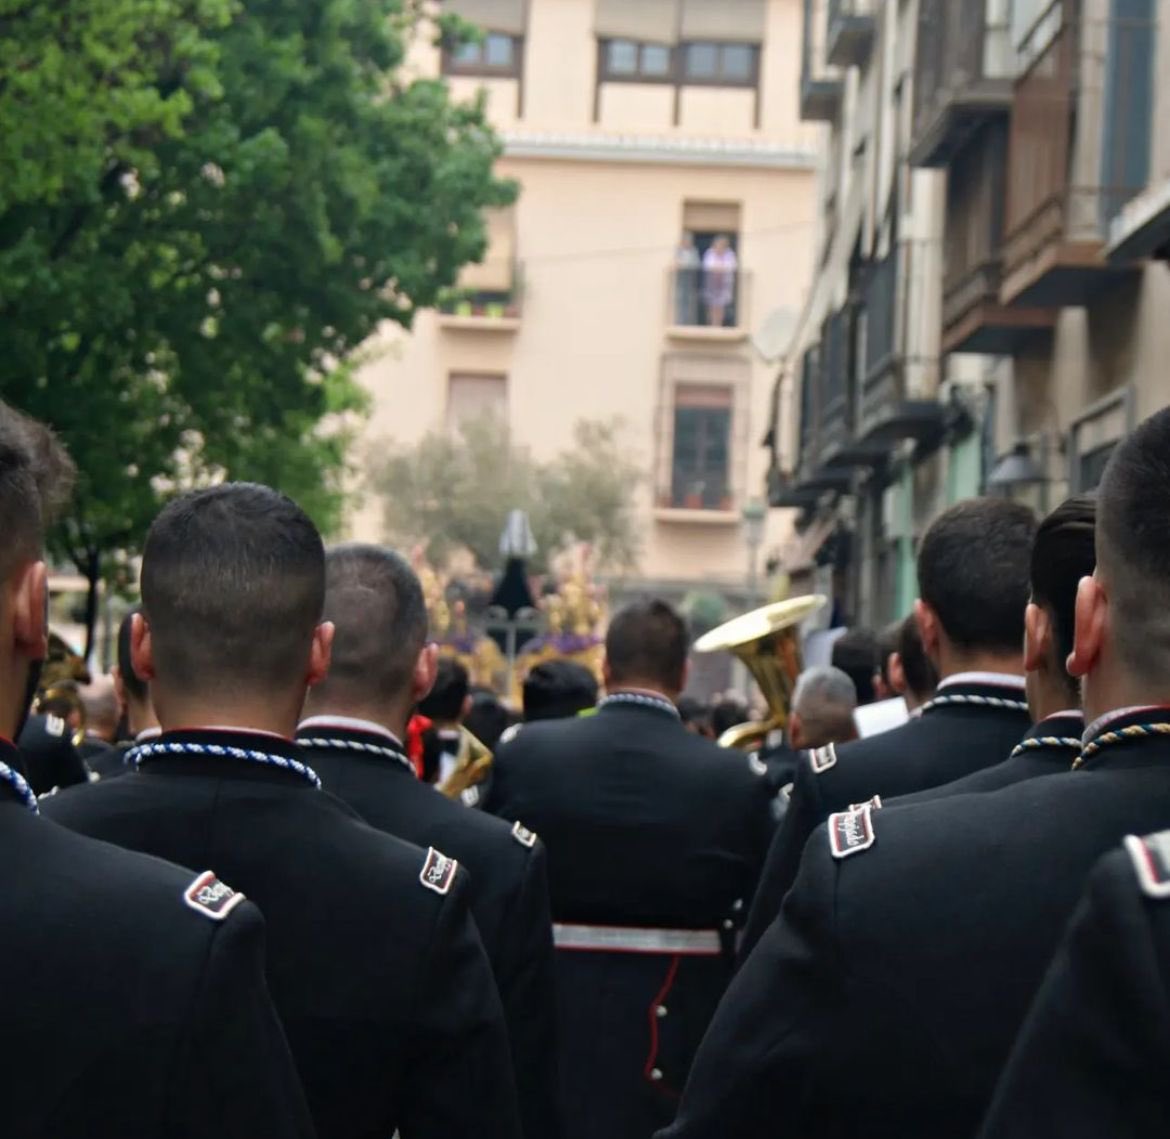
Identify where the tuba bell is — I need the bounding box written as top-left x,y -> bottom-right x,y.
694,595 -> 827,751
32,631 -> 92,748
437,727 -> 494,801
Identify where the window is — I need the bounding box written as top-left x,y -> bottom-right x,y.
674,202 -> 743,329
600,39 -> 674,82
671,386 -> 733,510
443,31 -> 522,77
1068,387 -> 1132,492
681,41 -> 759,86
447,374 -> 507,432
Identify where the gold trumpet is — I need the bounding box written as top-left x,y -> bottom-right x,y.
32,631 -> 92,748
437,727 -> 493,801
694,595 -> 827,751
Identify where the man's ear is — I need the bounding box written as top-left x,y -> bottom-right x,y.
1023,601 -> 1051,674
130,613 -> 156,682
11,561 -> 47,661
1067,575 -> 1107,680
412,643 -> 439,706
888,652 -> 907,697
306,622 -> 334,689
913,600 -> 941,666
111,666 -> 129,718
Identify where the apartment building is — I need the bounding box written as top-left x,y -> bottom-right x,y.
771,0 -> 1170,626
349,0 -> 819,599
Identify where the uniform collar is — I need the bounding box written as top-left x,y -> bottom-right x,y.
938,672 -> 1026,694
599,690 -> 680,719
1084,706 -> 1170,745
297,715 -> 403,748
133,728 -> 319,788
0,737 -> 36,812
1030,711 -> 1083,736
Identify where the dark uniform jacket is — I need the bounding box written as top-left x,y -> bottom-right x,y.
657,710 -> 1170,1139
739,676 -> 1032,959
17,712 -> 88,794
0,741 -> 313,1139
44,728 -> 521,1139
486,694 -> 775,1139
81,738 -> 129,779
297,719 -> 560,1139
980,833 -> 1170,1138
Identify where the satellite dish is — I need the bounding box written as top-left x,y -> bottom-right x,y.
752,306 -> 797,364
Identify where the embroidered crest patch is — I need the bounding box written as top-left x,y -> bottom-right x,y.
849,794 -> 883,813
810,744 -> 837,774
1125,831 -> 1170,899
828,807 -> 876,860
748,753 -> 768,777
461,785 -> 481,808
183,871 -> 246,921
45,714 -> 66,739
511,820 -> 538,848
420,847 -> 458,895
498,724 -> 522,746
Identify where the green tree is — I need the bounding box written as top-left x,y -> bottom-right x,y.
374,417 -> 644,574
0,0 -> 513,652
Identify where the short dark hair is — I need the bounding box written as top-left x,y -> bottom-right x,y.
831,628 -> 879,705
605,599 -> 689,690
711,696 -> 748,737
465,690 -> 509,750
314,545 -> 428,707
116,606 -> 148,703
523,660 -> 599,722
898,613 -> 938,702
0,402 -> 74,580
1097,410 -> 1170,679
676,695 -> 710,731
140,483 -> 325,697
876,621 -> 901,687
917,498 -> 1037,652
418,657 -> 469,723
1030,496 -> 1096,696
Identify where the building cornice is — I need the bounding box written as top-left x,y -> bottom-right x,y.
500,130 -> 818,170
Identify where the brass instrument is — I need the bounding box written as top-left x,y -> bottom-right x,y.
437,726 -> 494,801
694,595 -> 827,751
32,631 -> 92,748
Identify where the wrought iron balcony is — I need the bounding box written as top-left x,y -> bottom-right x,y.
909,0 -> 1014,168
826,0 -> 875,68
666,265 -> 752,339
800,0 -> 843,122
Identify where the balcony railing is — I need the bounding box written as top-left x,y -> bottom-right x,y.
818,308 -> 851,459
667,265 -> 751,336
795,344 -> 821,482
826,0 -> 875,68
800,0 -> 843,122
910,0 -> 1014,168
1000,0 -> 1153,306
437,259 -> 523,327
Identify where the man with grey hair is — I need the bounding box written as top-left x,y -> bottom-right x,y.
789,666 -> 858,751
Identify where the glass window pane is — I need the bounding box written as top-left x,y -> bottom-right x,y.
685,42 -> 719,78
721,44 -> 753,81
484,34 -> 514,67
454,40 -> 481,65
607,39 -> 638,75
642,43 -> 671,76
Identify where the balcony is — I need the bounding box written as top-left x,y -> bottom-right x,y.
437,259 -> 522,331
941,119 -> 1057,354
1000,1 -> 1154,307
826,0 -> 875,68
800,0 -> 843,122
667,265 -> 752,342
858,245 -> 945,447
909,0 -> 1014,168
791,342 -> 854,496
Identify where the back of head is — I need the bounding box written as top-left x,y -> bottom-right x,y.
710,696 -> 749,737
831,628 -> 879,705
604,599 -> 689,694
677,695 -> 711,735
80,675 -> 119,738
1096,410 -> 1170,681
523,660 -> 599,722
917,498 -> 1037,654
464,689 -> 509,749
897,613 -> 939,703
314,544 -> 428,710
140,483 -> 325,700
1030,496 -> 1096,697
792,665 -> 858,748
418,657 -> 469,724
116,607 -> 149,705
876,621 -> 901,689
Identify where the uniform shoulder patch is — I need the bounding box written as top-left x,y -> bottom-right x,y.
460,785 -> 481,808
828,807 -> 876,860
183,871 -> 246,922
45,714 -> 66,739
511,820 -> 538,848
748,752 -> 768,777
499,723 -> 522,746
809,744 -> 837,774
420,846 -> 459,896
849,794 -> 883,813
1125,831 -> 1170,899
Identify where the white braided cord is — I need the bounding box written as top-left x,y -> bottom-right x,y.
920,694 -> 1030,717
600,693 -> 680,718
126,740 -> 321,789
0,759 -> 37,813
296,736 -> 413,772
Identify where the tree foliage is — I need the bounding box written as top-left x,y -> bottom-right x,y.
374,417 -> 644,574
0,0 -> 514,646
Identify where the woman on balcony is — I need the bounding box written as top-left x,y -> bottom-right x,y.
702,235 -> 738,328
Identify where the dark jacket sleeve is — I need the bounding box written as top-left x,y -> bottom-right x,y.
497,841 -> 562,1139
401,869 -> 523,1139
979,852 -> 1170,1138
738,759 -> 824,963
656,827 -> 841,1139
173,902 -> 316,1139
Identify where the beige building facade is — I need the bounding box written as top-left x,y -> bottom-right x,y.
350,0 -> 820,597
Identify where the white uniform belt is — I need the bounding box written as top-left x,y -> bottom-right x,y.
553,922 -> 723,956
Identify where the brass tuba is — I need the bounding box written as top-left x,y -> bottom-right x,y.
437,727 -> 494,801
32,631 -> 92,748
694,595 -> 827,751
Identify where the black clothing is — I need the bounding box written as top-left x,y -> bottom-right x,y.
658,711 -> 1170,1139
980,835 -> 1170,1138
754,736 -> 801,795
17,712 -> 88,793
0,741 -> 313,1139
739,679 -> 1031,960
297,723 -> 560,1139
486,696 -> 775,1139
44,728 -> 521,1139
81,738 -> 131,779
